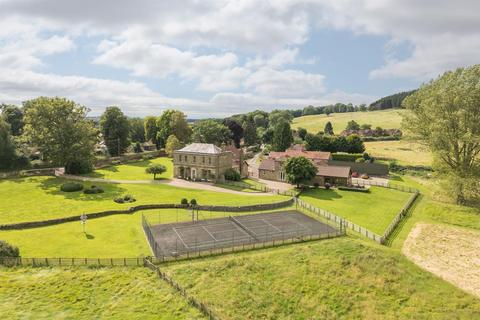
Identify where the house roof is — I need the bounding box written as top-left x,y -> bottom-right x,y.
177,143 -> 223,154
258,158 -> 276,171
316,165 -> 351,178
269,150 -> 331,161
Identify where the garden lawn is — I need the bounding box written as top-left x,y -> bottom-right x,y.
0,176 -> 285,225
0,267 -> 204,320
163,237 -> 480,319
85,157 -> 173,180
300,187 -> 412,235
364,140 -> 432,166
0,207 -> 296,257
215,179 -> 268,193
292,109 -> 405,133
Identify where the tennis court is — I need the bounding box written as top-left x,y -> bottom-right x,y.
146,210 -> 339,257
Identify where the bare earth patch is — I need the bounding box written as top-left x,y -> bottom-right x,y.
403,223 -> 480,298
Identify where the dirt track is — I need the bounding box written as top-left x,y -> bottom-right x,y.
402,223 -> 480,298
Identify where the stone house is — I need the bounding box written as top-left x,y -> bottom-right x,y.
258,146 -> 351,187
173,143 -> 233,182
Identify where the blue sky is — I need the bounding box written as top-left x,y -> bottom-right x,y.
0,0 -> 478,118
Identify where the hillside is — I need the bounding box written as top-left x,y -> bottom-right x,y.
292,109 -> 406,134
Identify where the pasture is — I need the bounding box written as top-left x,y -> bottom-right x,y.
292,109 -> 406,133
364,140 -> 432,166
162,237 -> 480,319
0,267 -> 204,320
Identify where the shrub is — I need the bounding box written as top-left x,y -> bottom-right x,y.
65,160 -> 93,174
190,199 -> 197,206
111,160 -> 121,165
133,142 -> 143,153
0,240 -> 20,257
355,158 -> 366,163
313,182 -> 320,188
84,185 -> 104,194
114,194 -> 136,203
60,182 -> 84,192
181,198 -> 189,205
224,168 -> 241,181
338,186 -> 370,193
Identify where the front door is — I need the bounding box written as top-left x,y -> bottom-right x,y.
191,169 -> 196,180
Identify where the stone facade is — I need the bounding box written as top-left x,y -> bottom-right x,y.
173,143 -> 233,182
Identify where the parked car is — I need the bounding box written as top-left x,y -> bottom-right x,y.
352,171 -> 359,178
361,173 -> 369,179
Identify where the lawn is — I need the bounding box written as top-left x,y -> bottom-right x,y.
0,176 -> 285,225
162,237 -> 480,319
0,207 -> 296,257
299,186 -> 412,235
215,178 -> 267,193
292,109 -> 406,134
364,140 -> 432,166
0,267 -> 204,320
85,157 -> 173,180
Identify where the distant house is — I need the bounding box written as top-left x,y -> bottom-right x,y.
173,143 -> 233,182
258,146 -> 351,187
142,141 -> 156,151
223,144 -> 247,177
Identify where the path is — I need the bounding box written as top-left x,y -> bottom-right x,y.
59,174 -> 273,196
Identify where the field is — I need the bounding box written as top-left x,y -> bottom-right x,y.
0,267 -> 204,320
85,157 -> 173,180
292,109 -> 406,133
162,237 -> 480,319
364,140 -> 432,166
299,186 -> 411,235
0,176 -> 284,224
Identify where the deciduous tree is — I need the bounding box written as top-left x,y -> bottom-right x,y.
165,134 -> 182,157
403,65 -> 480,204
100,106 -> 130,156
324,121 -> 334,135
272,121 -> 293,151
192,120 -> 231,145
284,156 -> 318,187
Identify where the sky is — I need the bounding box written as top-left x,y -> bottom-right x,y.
0,0 -> 479,118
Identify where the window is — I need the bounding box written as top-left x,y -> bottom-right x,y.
184,155 -> 187,162
202,156 -> 205,164
208,157 -> 212,165
193,156 -> 196,163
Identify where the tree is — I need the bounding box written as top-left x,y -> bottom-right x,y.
297,127 -> 308,140
261,127 -> 274,144
243,115 -> 258,146
253,114 -> 268,128
145,164 -> 166,179
269,110 -> 293,127
144,116 -> 159,147
346,120 -> 360,131
129,118 -> 145,143
346,135 -> 365,153
223,118 -> 244,148
100,106 -> 130,157
359,104 -> 367,112
284,156 -> 318,187
324,121 -> 334,135
192,120 -> 231,145
170,111 -> 192,143
165,134 -> 182,157
23,97 -> 97,174
360,123 -> 372,130
0,117 -> 18,170
305,133 -> 335,152
272,121 -> 293,151
156,110 -> 175,148
0,104 -> 23,136
403,65 -> 480,204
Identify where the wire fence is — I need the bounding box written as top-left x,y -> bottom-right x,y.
297,182 -> 420,244
0,257 -> 145,267
144,258 -> 220,320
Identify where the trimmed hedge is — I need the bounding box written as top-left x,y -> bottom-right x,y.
84,185 -> 104,194
338,186 -> 370,193
60,182 -> 84,192
331,153 -> 364,162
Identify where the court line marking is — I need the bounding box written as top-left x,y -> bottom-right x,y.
202,226 -> 218,241
172,227 -> 189,249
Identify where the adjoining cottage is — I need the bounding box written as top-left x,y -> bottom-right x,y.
173,143 -> 244,182
258,145 -> 352,187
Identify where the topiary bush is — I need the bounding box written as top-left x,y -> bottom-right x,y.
114,194 -> 136,203
224,168 -> 241,181
0,240 -> 19,257
181,198 -> 189,205
190,199 -> 197,206
60,182 -> 84,192
84,185 -> 104,194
